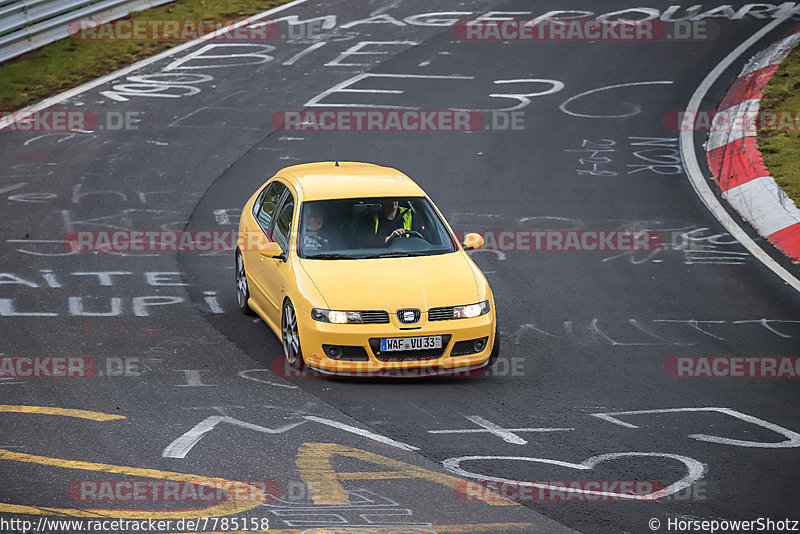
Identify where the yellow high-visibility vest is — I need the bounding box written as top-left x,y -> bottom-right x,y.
374,207 -> 412,234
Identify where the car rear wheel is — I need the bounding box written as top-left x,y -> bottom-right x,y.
235,249 -> 255,315
282,300 -> 304,369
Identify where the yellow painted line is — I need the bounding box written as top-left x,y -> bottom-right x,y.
0,405 -> 264,518
167,523 -> 536,533
0,448 -> 266,518
337,472 -> 416,479
296,443 -> 515,506
0,405 -> 125,421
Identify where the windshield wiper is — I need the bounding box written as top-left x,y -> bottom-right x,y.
305,253 -> 362,260
365,251 -> 429,258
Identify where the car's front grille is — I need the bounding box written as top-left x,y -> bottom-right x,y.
368,335 -> 451,362
396,308 -> 421,324
428,306 -> 455,321
359,310 -> 390,324
451,337 -> 489,357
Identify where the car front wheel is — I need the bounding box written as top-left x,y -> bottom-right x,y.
282,300 -> 304,369
235,249 -> 255,315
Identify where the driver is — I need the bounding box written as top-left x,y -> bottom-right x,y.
369,199 -> 418,246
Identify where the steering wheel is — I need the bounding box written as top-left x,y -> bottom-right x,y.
386,229 -> 425,243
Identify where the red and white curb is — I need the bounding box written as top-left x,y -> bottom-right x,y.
706,28 -> 800,261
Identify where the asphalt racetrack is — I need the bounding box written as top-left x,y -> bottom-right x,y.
1,1 -> 800,533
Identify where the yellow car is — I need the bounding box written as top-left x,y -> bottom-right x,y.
235,161 -> 498,376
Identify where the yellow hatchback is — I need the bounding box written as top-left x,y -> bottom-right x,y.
235,161 -> 498,376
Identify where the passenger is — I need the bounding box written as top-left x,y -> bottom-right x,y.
302,204 -> 344,251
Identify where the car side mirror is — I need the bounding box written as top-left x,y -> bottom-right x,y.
462,232 -> 484,250
260,242 -> 285,259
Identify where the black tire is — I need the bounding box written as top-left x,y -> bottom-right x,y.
235,249 -> 255,315
486,322 -> 500,367
282,299 -> 304,369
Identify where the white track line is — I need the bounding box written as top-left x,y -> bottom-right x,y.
680,17 -> 800,294
0,0 -> 310,130
7,1 -> 798,297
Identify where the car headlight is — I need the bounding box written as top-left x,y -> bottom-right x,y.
453,300 -> 490,319
311,308 -> 362,324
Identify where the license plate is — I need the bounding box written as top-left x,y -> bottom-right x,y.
380,335 -> 442,352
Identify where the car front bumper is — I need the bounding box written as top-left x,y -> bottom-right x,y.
296,312 -> 495,376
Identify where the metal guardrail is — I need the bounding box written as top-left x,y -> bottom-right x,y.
0,0 -> 174,64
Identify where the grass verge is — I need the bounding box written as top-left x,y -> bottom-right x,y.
0,0 -> 292,110
758,45 -> 800,206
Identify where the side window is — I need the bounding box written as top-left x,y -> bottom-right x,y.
254,181 -> 287,231
272,195 -> 295,251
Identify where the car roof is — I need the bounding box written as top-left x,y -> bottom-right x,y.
276,161 -> 425,201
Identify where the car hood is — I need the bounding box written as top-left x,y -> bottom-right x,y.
298,252 -> 480,311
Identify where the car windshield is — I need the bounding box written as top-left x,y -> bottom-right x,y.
298,196 -> 458,259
